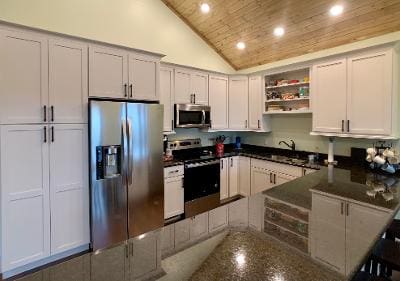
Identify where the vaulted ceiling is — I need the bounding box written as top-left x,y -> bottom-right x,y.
162,0 -> 400,70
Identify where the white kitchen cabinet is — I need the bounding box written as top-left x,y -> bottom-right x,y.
250,166 -> 274,195
189,213 -> 209,240
160,66 -> 174,132
346,50 -> 392,135
248,75 -> 263,130
208,205 -> 228,233
220,158 -> 229,200
89,45 -> 128,99
228,198 -> 249,227
0,30 -> 48,125
312,47 -> 398,138
49,124 -> 89,254
229,76 -> 249,130
128,53 -> 159,101
174,218 -> 191,248
49,39 -> 88,124
208,75 -> 229,129
0,125 -> 50,271
312,59 -> 347,134
239,157 -> 251,197
160,224 -> 175,254
228,156 -> 239,197
310,192 -> 391,275
274,172 -> 297,186
345,202 -> 390,274
164,169 -> 184,219
248,194 -> 265,231
174,68 -> 208,105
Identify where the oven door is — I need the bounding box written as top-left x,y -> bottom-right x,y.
175,104 -> 211,128
184,161 -> 220,201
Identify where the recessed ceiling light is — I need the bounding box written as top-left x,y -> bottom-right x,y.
200,3 -> 210,14
330,4 -> 344,16
236,41 -> 246,50
273,26 -> 285,37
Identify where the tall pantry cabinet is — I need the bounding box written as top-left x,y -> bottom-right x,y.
0,28 -> 89,272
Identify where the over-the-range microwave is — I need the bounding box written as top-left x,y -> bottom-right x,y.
174,104 -> 211,129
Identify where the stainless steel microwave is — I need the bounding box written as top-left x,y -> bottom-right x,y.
174,104 -> 211,128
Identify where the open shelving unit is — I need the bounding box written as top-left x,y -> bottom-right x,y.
263,67 -> 311,115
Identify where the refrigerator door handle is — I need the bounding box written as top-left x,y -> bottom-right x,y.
127,118 -> 133,185
122,120 -> 128,184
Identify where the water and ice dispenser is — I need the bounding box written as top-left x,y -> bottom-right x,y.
96,145 -> 121,179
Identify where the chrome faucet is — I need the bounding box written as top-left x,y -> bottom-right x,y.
279,140 -> 296,151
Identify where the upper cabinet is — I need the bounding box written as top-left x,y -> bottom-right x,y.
0,30 -> 48,124
312,47 -> 398,138
89,45 -> 160,101
229,76 -> 249,130
209,75 -> 228,129
160,66 -> 174,132
248,76 -> 263,130
174,68 -> 208,105
49,39 -> 88,124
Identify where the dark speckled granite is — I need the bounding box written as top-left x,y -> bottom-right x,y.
190,230 -> 345,281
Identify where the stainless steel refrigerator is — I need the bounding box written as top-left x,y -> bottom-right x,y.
89,99 -> 164,251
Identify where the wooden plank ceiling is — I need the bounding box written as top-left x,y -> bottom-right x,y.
162,0 -> 400,70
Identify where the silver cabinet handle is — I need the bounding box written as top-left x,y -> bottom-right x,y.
274,174 -> 276,184
341,120 -> 344,132
43,126 -> 47,143
129,84 -> 133,98
221,159 -> 224,170
193,93 -> 196,104
43,105 -> 47,122
269,172 -> 272,183
50,106 -> 54,122
258,120 -> 260,129
341,202 -> 344,215
230,158 -> 233,167
346,203 -> 349,216
347,120 -> 350,133
124,84 -> 128,97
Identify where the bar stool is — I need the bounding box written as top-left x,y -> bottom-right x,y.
371,238 -> 400,277
353,271 -> 391,281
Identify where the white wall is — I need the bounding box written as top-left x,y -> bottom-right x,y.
0,0 -> 234,74
238,115 -> 398,157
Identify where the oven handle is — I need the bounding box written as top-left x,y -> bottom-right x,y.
185,160 -> 220,169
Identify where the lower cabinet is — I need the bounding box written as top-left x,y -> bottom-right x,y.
220,156 -> 239,200
248,194 -> 265,231
208,205 -> 228,233
91,243 -> 129,281
164,166 -> 184,219
238,157 -> 251,196
160,224 -> 175,254
228,197 -> 249,227
310,192 -> 391,275
174,213 -> 209,249
250,166 -> 274,195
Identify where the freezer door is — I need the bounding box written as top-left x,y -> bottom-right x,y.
127,103 -> 164,238
89,100 -> 128,251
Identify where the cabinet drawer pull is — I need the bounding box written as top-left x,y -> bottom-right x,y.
230,158 -> 233,167
346,203 -> 349,216
43,105 -> 47,122
258,120 -> 260,129
341,202 -> 344,215
168,170 -> 179,174
129,84 -> 133,98
193,93 -> 196,104
269,173 -> 272,183
341,120 -> 344,132
347,120 -> 350,132
43,126 -> 47,143
221,160 -> 224,170
274,174 -> 276,184
124,84 -> 128,97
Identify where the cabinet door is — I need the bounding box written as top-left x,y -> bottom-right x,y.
49,39 -> 88,124
49,124 -> 89,254
0,30 -> 48,124
189,213 -> 208,240
160,224 -> 175,254
228,198 -> 249,227
229,157 -> 239,197
275,172 -> 297,186
174,218 -> 190,247
220,158 -> 229,200
174,68 -> 192,104
89,46 -> 128,99
160,67 -> 174,132
164,176 -> 184,219
208,75 -> 228,129
0,125 -> 50,271
130,232 -> 160,280
191,71 -> 208,105
128,53 -> 159,101
248,194 -> 264,231
312,59 -> 347,133
310,193 -> 346,274
345,203 -> 390,275
248,76 -> 263,130
208,205 -> 228,233
229,76 -> 249,129
250,167 -> 274,195
91,243 -> 128,281
347,50 -> 392,135
239,157 -> 251,196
